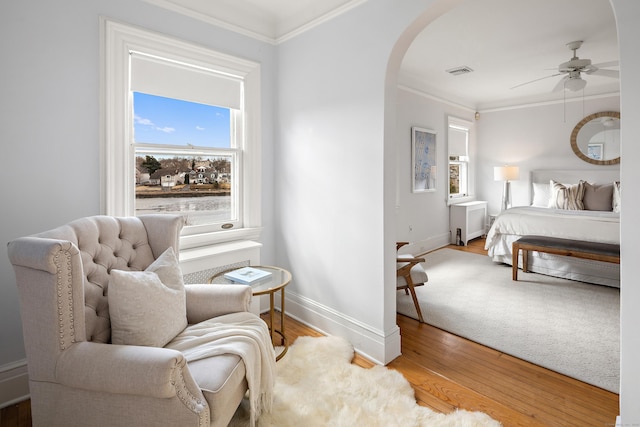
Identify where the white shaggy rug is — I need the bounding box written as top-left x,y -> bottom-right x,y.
230,335 -> 500,427
397,248 -> 620,393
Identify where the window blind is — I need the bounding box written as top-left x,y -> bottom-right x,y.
448,126 -> 468,157
130,52 -> 242,110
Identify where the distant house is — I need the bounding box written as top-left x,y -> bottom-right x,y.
135,166 -> 151,185
149,168 -> 179,187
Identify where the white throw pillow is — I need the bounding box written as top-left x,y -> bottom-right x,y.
531,182 -> 551,207
108,247 -> 187,347
548,180 -> 585,210
613,181 -> 621,213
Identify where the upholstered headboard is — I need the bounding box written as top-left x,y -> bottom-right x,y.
530,169 -> 620,206
530,169 -> 620,185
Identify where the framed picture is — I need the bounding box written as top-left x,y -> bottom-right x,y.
411,127 -> 437,192
587,143 -> 604,160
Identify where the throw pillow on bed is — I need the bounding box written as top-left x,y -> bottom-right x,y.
531,182 -> 551,207
613,181 -> 621,213
108,247 -> 187,347
549,180 -> 585,210
582,182 -> 614,211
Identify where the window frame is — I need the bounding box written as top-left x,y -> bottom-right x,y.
446,116 -> 475,205
101,19 -> 262,248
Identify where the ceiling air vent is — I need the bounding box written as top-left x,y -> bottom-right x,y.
446,66 -> 474,76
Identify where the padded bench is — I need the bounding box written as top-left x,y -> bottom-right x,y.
512,235 -> 620,281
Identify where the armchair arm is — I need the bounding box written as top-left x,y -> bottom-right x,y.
56,342 -> 204,401
184,284 -> 252,324
396,257 -> 425,277
396,241 -> 410,251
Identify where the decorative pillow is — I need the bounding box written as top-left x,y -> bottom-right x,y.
582,182 -> 614,211
548,180 -> 585,210
108,247 -> 187,347
531,182 -> 551,207
613,181 -> 621,213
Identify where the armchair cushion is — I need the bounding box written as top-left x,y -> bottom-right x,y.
108,247 -> 187,347
397,253 -> 429,286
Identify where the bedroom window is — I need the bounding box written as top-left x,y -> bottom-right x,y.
447,117 -> 474,203
103,19 -> 262,248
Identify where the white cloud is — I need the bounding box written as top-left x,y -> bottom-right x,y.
134,115 -> 174,134
134,115 -> 154,126
196,126 -> 205,131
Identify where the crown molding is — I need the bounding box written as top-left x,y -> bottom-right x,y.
142,0 -> 368,45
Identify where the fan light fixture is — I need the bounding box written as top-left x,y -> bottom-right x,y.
564,75 -> 587,91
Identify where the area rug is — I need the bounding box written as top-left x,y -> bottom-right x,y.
229,335 -> 500,426
397,248 -> 620,393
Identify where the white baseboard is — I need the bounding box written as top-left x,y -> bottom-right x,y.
400,232 -> 450,257
0,360 -> 29,408
283,290 -> 401,365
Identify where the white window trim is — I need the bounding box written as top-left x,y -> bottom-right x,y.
446,116 -> 475,206
101,18 -> 262,248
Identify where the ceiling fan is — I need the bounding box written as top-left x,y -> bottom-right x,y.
511,40 -> 619,92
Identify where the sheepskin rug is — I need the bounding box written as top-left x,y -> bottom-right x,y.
230,335 -> 501,427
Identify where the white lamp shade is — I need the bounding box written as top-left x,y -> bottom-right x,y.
494,166 -> 520,181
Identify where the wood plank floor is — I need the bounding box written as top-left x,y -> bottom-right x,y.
1,238 -> 619,426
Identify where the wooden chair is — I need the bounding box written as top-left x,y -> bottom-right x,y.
396,242 -> 428,323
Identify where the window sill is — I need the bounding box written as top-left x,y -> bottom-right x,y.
180,227 -> 262,250
447,195 -> 475,206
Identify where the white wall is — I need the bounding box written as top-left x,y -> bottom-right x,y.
274,0 -> 437,362
476,96 -> 620,213
611,1 -> 640,423
395,88 -> 476,252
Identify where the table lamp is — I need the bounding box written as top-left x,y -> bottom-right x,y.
494,165 -> 519,211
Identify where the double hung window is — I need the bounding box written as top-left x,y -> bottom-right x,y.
103,20 -> 261,246
447,117 -> 473,202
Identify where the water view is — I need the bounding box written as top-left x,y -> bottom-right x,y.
136,195 -> 231,225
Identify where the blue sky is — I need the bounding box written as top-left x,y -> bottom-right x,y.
133,92 -> 230,148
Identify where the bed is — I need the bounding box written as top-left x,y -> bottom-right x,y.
485,169 -> 620,287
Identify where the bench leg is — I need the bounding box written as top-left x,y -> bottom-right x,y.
512,244 -> 519,281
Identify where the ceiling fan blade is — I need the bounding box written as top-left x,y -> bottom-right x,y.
591,60 -> 619,68
510,73 -> 563,90
587,69 -> 619,78
552,76 -> 568,92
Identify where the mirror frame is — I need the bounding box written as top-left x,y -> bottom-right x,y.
570,111 -> 620,165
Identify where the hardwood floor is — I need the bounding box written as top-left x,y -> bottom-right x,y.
1,238 -> 619,426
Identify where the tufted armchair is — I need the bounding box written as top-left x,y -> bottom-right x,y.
7,215 -> 268,427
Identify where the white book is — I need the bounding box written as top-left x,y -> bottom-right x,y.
223,267 -> 272,284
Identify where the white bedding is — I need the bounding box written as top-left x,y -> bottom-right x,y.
485,206 -> 620,287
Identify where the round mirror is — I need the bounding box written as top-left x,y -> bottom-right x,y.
570,111 -> 620,165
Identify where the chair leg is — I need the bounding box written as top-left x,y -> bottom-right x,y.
406,278 -> 425,323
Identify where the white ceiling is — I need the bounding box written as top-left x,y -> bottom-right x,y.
145,0 -> 619,111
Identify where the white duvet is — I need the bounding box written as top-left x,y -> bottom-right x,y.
485,206 -> 620,258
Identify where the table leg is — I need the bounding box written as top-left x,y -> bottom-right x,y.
269,292 -> 275,339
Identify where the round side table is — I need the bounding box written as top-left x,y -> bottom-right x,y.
209,266 -> 291,361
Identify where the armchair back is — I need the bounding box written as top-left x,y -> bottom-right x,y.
9,215 -> 183,346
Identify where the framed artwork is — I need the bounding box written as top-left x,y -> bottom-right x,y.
411,127 -> 437,192
587,143 -> 604,160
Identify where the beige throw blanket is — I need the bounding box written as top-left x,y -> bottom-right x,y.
166,312 -> 276,427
